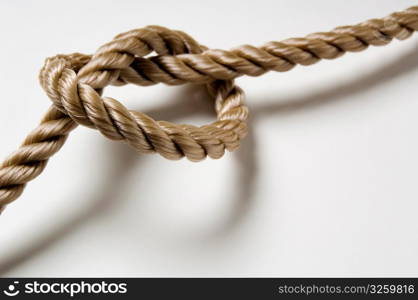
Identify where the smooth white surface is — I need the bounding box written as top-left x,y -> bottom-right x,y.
0,0 -> 417,277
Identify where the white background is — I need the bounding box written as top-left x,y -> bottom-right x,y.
0,0 -> 417,277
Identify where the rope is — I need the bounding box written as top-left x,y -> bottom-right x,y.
1,6 -> 417,212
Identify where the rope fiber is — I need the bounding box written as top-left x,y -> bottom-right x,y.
1,6 -> 418,212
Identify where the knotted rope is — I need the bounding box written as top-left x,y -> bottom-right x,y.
1,6 -> 417,212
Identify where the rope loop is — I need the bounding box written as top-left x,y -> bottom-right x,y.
39,26 -> 249,161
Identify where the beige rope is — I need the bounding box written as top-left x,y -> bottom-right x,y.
1,6 -> 418,212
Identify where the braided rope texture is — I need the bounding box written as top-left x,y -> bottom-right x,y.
0,6 -> 417,211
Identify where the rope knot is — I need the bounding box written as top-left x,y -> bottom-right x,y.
39,26 -> 249,161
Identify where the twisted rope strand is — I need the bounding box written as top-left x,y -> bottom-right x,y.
0,5 -> 417,211
0,107 -> 75,209
79,6 -> 418,88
